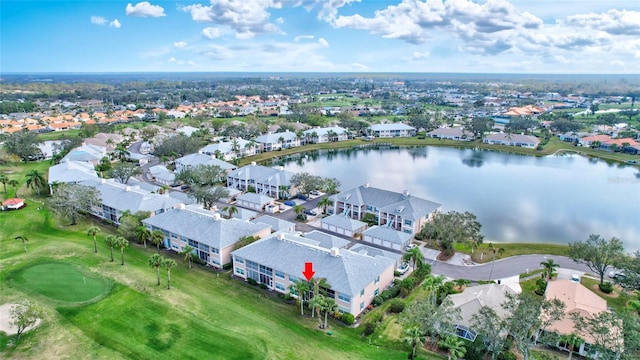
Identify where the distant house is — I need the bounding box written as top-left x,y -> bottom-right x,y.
174,153 -> 237,173
231,231 -> 396,317
303,126 -> 349,143
320,214 -> 368,237
447,283 -> 519,341
543,279 -> 623,357
483,133 -> 540,148
503,105 -> 546,117
369,123 -> 416,138
2,198 -> 25,210
148,165 -> 175,186
329,183 -> 441,235
236,192 -> 275,211
61,144 -> 107,165
176,126 -> 199,137
255,131 -> 301,152
226,163 -> 297,200
142,206 -> 271,268
199,138 -> 257,161
558,132 -> 590,143
48,160 -> 99,194
426,127 -> 474,141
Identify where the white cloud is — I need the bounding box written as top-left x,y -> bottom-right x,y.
202,27 -> 221,39
126,2 -> 166,17
110,19 -> 122,28
181,0 -> 285,37
294,35 -> 314,42
174,41 -> 188,48
318,37 -> 329,47
168,57 -> 176,63
350,62 -> 369,71
412,51 -> 430,60
90,16 -> 107,26
276,17 -> 284,24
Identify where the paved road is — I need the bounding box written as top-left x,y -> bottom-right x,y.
429,254 -> 591,281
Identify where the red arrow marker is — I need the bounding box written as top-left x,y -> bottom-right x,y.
302,262 -> 315,281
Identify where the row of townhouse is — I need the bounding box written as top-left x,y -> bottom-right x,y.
226,163 -> 297,200
231,230 -> 397,317
199,138 -> 258,161
483,133 -> 540,148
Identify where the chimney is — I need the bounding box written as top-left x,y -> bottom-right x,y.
364,182 -> 370,188
125,186 -> 131,192
277,233 -> 285,240
177,203 -> 186,210
251,161 -> 257,166
330,247 -> 340,257
403,190 -> 410,198
212,213 -> 221,221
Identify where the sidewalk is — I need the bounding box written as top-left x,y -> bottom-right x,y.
421,247 -> 476,266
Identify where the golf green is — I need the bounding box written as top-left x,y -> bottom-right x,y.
12,262 -> 111,303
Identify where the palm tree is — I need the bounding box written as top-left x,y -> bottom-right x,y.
317,197 -> 332,215
487,243 -> 505,281
293,205 -> 305,219
8,179 -> 19,197
438,335 -> 467,360
163,258 -> 177,289
180,245 -> 196,269
423,275 -> 445,305
136,226 -> 151,248
148,254 -> 164,286
114,236 -> 129,265
403,246 -> 424,270
104,235 -> 117,262
310,277 -> 330,318
151,230 -> 164,253
309,294 -> 326,327
25,169 -> 46,196
289,279 -> 311,316
222,205 -> 238,219
403,326 -> 425,360
540,259 -> 560,280
559,333 -> 584,360
323,298 -> 338,329
86,225 -> 101,253
0,174 -> 8,193
15,235 -> 29,252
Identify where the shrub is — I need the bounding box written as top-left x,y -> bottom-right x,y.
497,352 -> 517,360
247,278 -> 257,286
534,278 -> 547,296
333,312 -> 343,321
599,282 -> 613,294
259,283 -> 268,290
394,271 -> 401,277
414,232 -> 424,240
388,299 -> 405,313
342,313 -> 354,325
192,257 -> 207,266
372,295 -> 384,307
222,262 -> 232,270
363,322 -> 377,336
369,312 -> 383,323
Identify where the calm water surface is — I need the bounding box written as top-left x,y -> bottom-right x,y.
274,146 -> 640,249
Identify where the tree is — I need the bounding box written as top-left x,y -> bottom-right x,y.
163,258 -> 177,289
320,177 -> 340,195
189,186 -> 230,210
0,174 -> 7,193
96,156 -> 112,177
401,297 -> 460,347
151,230 -> 164,253
25,169 -> 46,196
15,235 -> 29,252
9,301 -> 45,342
470,306 -> 508,360
148,254 -> 164,286
323,298 -> 338,329
136,226 -> 151,249
289,279 -> 311,316
572,310 -> 624,360
540,259 -> 560,280
317,197 -> 333,214
469,117 -> 494,140
117,212 -> 142,241
310,277 -> 330,318
502,292 -> 565,360
153,134 -> 201,159
420,211 -> 483,255
423,274 -> 445,306
403,326 -> 426,360
290,172 -> 323,196
8,179 -> 19,196
108,162 -> 141,184
308,294 -> 326,327
104,235 -> 117,262
439,335 -> 467,360
2,130 -> 43,161
114,236 -> 129,265
590,103 -> 600,115
112,144 -> 130,162
404,247 -> 424,270
558,333 -> 584,360
487,243 -> 505,281
222,205 -> 238,219
180,245 -> 196,269
49,183 -> 100,225
87,225 -> 101,253
569,234 -> 625,285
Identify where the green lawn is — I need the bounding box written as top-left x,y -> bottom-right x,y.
37,130 -> 81,141
450,242 -> 570,264
579,277 -> 631,312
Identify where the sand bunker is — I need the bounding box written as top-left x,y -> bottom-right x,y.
0,303 -> 41,335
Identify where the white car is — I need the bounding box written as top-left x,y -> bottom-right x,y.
396,263 -> 409,275
608,270 -> 625,279
406,243 -> 417,250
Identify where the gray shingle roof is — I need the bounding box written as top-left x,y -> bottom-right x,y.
447,283 -> 516,328
379,196 -> 441,221
175,153 -> 236,170
255,131 -> 298,144
232,232 -> 395,297
302,230 -> 351,249
370,123 -> 415,131
200,139 -> 251,154
349,244 -> 402,263
484,133 -> 539,145
48,160 -> 98,184
321,214 -> 367,231
251,215 -> 295,232
303,126 -> 348,137
80,179 -> 183,214
142,208 -> 270,249
237,192 -> 274,205
227,164 -> 295,187
149,165 -> 175,183
363,226 -> 412,245
427,127 -> 473,138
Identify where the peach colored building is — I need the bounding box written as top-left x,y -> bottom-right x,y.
231,231 -> 396,317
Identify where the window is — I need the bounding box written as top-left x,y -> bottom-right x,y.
455,325 -> 477,341
211,247 -> 219,254
404,229 -> 412,234
360,302 -> 364,310
235,256 -> 244,264
374,276 -> 380,284
235,267 -> 244,276
275,282 -> 286,292
275,270 -> 285,279
360,289 -> 365,297
289,275 -> 298,282
404,219 -> 412,226
374,288 -> 379,296
338,293 -> 350,302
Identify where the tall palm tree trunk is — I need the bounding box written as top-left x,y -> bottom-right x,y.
156,267 -> 160,286
93,236 -> 98,253
167,270 -> 171,289
120,248 -> 125,265
109,246 -> 114,262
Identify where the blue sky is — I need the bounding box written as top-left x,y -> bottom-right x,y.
1,0 -> 639,73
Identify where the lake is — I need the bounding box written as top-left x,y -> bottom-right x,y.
271,146 -> 640,249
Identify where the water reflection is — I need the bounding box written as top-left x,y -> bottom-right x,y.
279,146 -> 640,249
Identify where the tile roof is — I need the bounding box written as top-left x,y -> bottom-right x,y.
231,231 -> 395,297
251,215 -> 295,231
237,192 -> 274,205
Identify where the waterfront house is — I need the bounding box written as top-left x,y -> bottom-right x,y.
255,131 -> 301,152
199,138 -> 257,160
483,133 -> 540,148
231,231 -> 396,317
303,126 -> 349,143
142,206 -> 271,268
226,163 -> 297,200
328,183 -> 441,235
426,127 -> 474,141
369,123 -> 416,138
175,153 -> 237,173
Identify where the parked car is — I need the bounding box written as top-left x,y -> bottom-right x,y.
396,263 -> 409,275
284,200 -> 296,206
303,209 -> 317,216
297,194 -> 308,200
310,190 -> 321,196
570,274 -> 581,283
406,243 -> 417,250
608,270 -> 625,279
